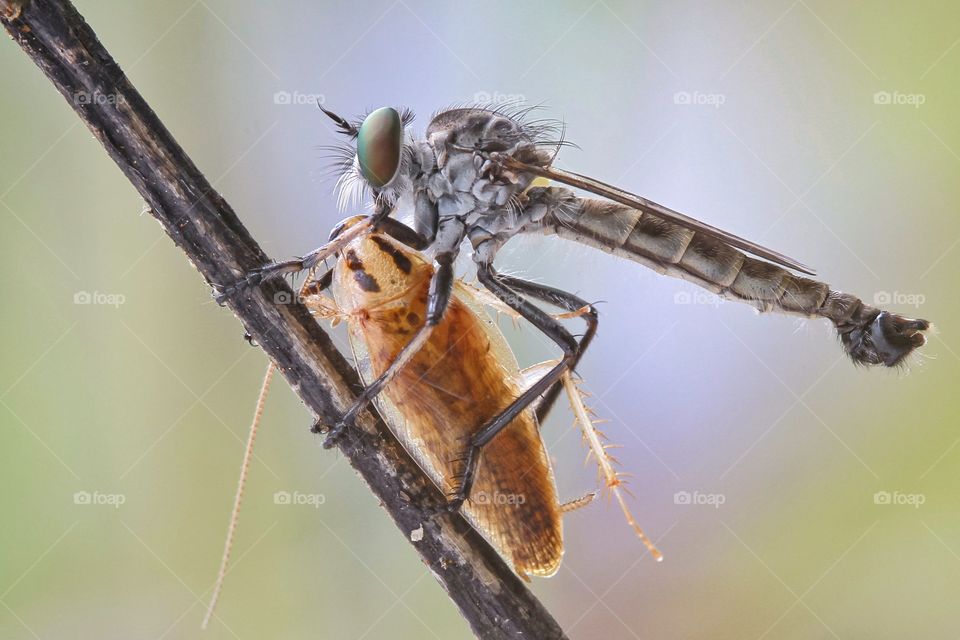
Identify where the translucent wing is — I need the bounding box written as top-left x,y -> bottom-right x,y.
339,268 -> 564,578
502,156 -> 815,275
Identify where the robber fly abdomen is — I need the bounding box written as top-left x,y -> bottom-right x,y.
526,187 -> 928,366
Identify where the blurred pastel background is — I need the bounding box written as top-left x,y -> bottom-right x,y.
1,1 -> 957,638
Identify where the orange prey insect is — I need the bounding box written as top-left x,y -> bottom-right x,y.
202,220 -> 659,624
303,218 -> 661,576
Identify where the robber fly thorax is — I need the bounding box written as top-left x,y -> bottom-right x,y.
334,106 -> 555,258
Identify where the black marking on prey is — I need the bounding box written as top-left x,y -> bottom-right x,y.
344,249 -> 381,292
371,235 -> 413,274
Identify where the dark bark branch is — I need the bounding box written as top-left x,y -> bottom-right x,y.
0,1 -> 568,638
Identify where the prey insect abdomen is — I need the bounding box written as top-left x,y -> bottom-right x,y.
342,243 -> 565,577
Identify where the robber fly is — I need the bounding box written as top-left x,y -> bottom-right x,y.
202,222 -> 654,623
215,102 -> 930,518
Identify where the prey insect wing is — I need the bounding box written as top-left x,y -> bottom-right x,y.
201,232 -> 659,621
305,225 -> 664,576
305,227 -> 567,577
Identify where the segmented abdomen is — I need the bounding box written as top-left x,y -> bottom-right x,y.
532,187 -> 928,367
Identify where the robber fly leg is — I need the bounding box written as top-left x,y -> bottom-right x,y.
213,225 -> 368,303
321,219 -> 465,448
493,275 -> 598,424
371,193 -> 437,251
213,251 -> 323,304
212,200 -> 396,304
445,265 -> 585,512
320,251 -> 454,446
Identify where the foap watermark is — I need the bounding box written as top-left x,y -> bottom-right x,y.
273,90 -> 326,106
473,490 -> 526,506
673,290 -> 723,307
873,91 -> 925,108
674,490 -> 725,509
73,490 -> 126,509
274,290 -> 297,305
74,291 -> 126,308
874,291 -> 925,308
73,90 -> 125,106
273,490 -> 325,508
473,90 -> 526,106
873,490 -> 925,509
673,91 -> 726,109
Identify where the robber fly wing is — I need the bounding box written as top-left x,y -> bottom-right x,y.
502,157 -> 816,276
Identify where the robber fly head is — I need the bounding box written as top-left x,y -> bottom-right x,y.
321,102 -> 572,211
321,104 -> 416,210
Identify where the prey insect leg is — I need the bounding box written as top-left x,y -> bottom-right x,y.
446,266 -> 590,511
559,490 -> 596,514
561,373 -> 662,561
316,218 -> 466,448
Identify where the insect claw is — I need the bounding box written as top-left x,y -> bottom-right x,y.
421,502 -> 448,519
213,266 -> 271,305
322,422 -> 348,448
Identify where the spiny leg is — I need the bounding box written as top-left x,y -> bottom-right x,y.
446,265 -> 588,511
213,213 -> 435,305
315,219 -> 465,448
212,193 -> 425,303
295,268 -> 341,327
299,267 -> 333,298
561,373 -> 662,561
213,213 -> 378,303
560,490 -> 596,514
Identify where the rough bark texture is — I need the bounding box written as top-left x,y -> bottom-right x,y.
0,1 -> 568,637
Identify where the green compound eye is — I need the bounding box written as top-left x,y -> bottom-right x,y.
357,107 -> 403,189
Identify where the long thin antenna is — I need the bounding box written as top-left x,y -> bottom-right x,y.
561,373 -> 663,561
202,361 -> 277,629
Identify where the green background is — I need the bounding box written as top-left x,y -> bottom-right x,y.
1,1 -> 957,638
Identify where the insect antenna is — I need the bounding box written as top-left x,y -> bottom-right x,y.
201,361 -> 277,629
562,373 -> 663,561
318,102 -> 358,138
